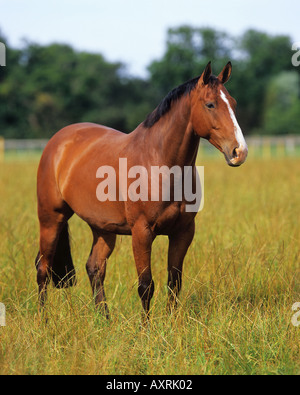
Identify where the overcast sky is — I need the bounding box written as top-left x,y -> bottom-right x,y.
0,0 -> 299,77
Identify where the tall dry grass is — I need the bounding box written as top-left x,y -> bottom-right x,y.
0,155 -> 299,374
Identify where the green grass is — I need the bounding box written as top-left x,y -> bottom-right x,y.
0,155 -> 299,375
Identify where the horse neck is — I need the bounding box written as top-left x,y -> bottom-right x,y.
141,96 -> 200,167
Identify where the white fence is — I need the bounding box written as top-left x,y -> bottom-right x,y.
3,139 -> 48,150
1,136 -> 300,160
199,135 -> 300,158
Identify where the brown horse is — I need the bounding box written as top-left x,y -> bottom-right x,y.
35,62 -> 248,320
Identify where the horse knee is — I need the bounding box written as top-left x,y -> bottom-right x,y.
37,266 -> 51,298
168,274 -> 182,291
138,279 -> 154,302
86,260 -> 106,287
86,261 -> 96,278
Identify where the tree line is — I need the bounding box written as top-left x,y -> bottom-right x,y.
0,26 -> 299,139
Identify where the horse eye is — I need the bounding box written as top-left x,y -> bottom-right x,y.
205,102 -> 215,109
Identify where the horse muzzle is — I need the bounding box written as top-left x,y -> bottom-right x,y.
225,144 -> 248,167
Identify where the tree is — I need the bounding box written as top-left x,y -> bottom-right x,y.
147,27 -> 295,136
229,29 -> 293,133
148,26 -> 234,96
262,71 -> 300,135
0,26 -> 298,138
0,37 -> 151,137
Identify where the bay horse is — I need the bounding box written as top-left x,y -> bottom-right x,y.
35,62 -> 248,320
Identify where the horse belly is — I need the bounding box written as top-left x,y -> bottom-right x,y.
62,171 -> 131,234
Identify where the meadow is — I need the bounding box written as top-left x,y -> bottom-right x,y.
0,152 -> 299,375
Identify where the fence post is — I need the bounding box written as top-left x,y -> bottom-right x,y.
262,138 -> 271,158
276,141 -> 285,157
0,137 -> 4,162
286,138 -> 295,156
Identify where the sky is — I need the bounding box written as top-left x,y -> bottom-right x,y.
0,0 -> 299,77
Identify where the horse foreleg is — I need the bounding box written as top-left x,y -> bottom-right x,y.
131,221 -> 155,323
86,230 -> 116,319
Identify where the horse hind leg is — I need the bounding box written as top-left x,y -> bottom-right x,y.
167,221 -> 195,312
36,208 -> 74,308
86,230 -> 116,319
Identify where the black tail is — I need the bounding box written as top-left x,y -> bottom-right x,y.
35,223 -> 76,288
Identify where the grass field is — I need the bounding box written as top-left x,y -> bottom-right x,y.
0,153 -> 299,375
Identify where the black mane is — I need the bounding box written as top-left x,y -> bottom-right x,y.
143,75 -> 219,128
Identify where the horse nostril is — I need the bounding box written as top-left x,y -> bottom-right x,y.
232,147 -> 239,158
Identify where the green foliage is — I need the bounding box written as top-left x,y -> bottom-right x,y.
232,30 -> 294,132
0,26 -> 299,138
0,39 -> 153,138
148,26 -> 233,95
148,27 -> 296,135
262,71 -> 300,134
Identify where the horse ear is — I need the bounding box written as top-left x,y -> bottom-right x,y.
218,61 -> 232,84
198,61 -> 212,86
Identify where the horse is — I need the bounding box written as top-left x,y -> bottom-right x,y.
35,61 -> 248,320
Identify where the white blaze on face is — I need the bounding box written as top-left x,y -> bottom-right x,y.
220,89 -> 248,156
